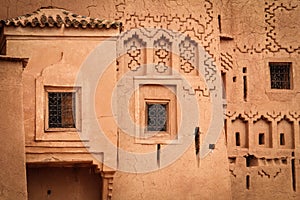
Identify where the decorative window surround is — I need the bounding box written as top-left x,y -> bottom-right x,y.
35,76 -> 82,141
133,76 -> 182,144
45,87 -> 81,132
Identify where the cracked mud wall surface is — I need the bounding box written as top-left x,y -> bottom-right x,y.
3,0 -> 300,199
222,0 -> 300,200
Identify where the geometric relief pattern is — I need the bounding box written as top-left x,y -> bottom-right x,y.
125,34 -> 146,71
147,103 -> 167,132
220,52 -> 233,73
115,0 -> 214,56
179,36 -> 198,73
225,110 -> 300,151
115,0 -> 217,90
237,0 -> 300,54
154,35 -> 172,73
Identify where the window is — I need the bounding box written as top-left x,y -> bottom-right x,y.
45,87 -> 81,132
280,133 -> 285,145
270,62 -> 291,89
133,81 -> 179,144
48,92 -> 76,128
258,133 -> 265,145
235,132 -> 240,146
146,103 -> 168,132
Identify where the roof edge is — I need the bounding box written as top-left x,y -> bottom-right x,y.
0,55 -> 29,68
0,7 -> 122,30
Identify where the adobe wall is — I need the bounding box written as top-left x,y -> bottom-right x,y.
27,166 -> 102,200
220,0 -> 300,199
0,1 -> 234,199
9,0 -> 300,199
0,58 -> 27,200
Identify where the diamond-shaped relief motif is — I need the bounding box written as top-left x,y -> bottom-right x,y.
181,49 -> 195,61
155,49 -> 169,59
127,45 -> 141,58
155,62 -> 168,73
128,59 -> 140,71
181,61 -> 194,73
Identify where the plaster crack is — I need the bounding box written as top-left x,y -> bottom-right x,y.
229,168 -> 236,177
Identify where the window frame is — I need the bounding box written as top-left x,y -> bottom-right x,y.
269,62 -> 292,90
133,76 -> 181,144
44,87 -> 81,132
144,99 -> 170,135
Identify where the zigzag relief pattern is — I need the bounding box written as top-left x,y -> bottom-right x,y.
220,52 -> 233,73
115,0 -> 216,54
226,110 -> 299,122
204,56 -> 217,91
179,36 -> 198,74
183,84 -> 210,97
115,0 -> 218,90
237,0 -> 300,54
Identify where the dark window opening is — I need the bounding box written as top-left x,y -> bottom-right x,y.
243,67 -> 247,73
292,159 -> 296,191
218,15 -> 221,33
221,72 -> 226,99
233,76 -> 236,82
235,132 -> 241,146
270,62 -> 291,89
146,103 -> 167,132
245,155 -> 258,167
243,76 -> 247,101
246,175 -> 250,190
259,133 -> 265,145
48,92 -> 76,128
280,133 -> 285,145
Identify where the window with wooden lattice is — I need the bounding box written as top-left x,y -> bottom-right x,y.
45,87 -> 81,132
269,62 -> 291,89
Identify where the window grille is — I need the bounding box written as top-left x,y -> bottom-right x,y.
146,103 -> 167,132
270,62 -> 291,89
48,92 -> 76,128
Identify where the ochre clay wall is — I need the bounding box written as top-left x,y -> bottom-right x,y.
220,0 -> 300,199
27,166 -> 102,200
0,58 -> 27,200
2,0 -> 300,199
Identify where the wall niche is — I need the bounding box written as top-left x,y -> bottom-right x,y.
253,117 -> 272,148
277,118 -> 294,149
232,116 -> 249,148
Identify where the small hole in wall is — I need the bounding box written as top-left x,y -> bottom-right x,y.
235,132 -> 240,146
47,190 -> 52,195
243,67 -> 247,73
218,15 -> 221,33
233,76 -> 237,82
259,133 -> 265,145
280,133 -> 285,145
229,157 -> 236,164
282,159 -> 287,165
246,175 -> 250,190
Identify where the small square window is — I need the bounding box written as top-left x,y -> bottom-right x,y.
146,103 -> 168,132
45,87 -> 81,132
48,92 -> 76,128
270,62 -> 291,89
